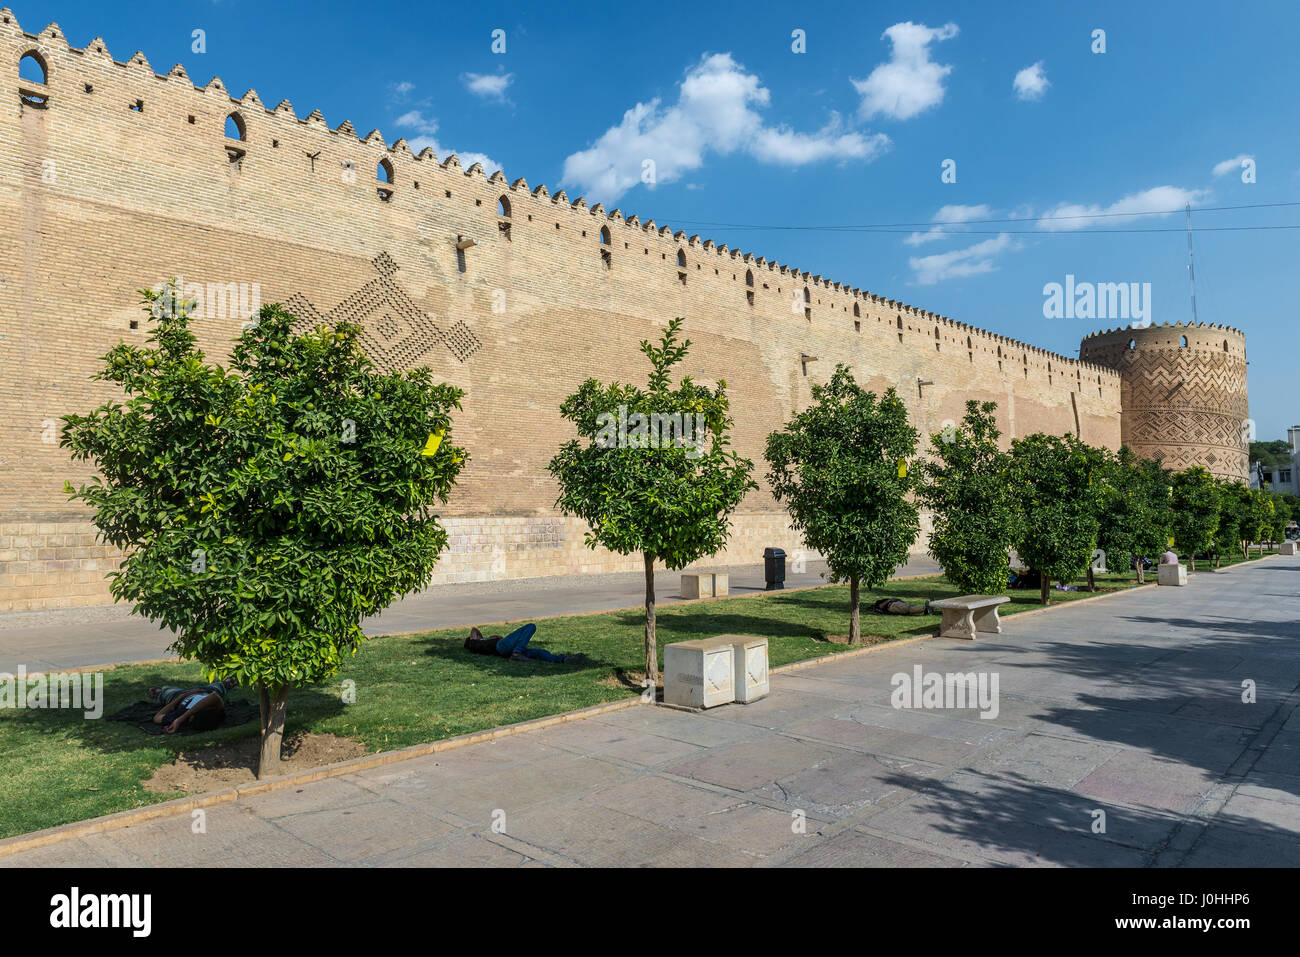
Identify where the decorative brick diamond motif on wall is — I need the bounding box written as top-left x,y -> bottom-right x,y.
286,252 -> 481,370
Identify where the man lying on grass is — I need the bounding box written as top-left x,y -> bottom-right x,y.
464,623 -> 587,664
148,677 -> 237,734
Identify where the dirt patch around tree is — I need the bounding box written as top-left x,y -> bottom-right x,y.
144,732 -> 368,796
818,633 -> 893,646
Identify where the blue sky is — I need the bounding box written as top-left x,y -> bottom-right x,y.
16,0 -> 1299,440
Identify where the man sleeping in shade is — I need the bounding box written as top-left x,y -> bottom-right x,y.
147,677 -> 237,734
464,623 -> 587,664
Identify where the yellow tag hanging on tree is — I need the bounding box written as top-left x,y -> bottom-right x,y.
1168,536 -> 1176,548
421,429 -> 445,457
897,459 -> 907,478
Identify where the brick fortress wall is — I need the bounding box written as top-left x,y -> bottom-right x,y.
0,13 -> 1128,610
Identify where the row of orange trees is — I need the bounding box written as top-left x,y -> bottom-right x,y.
61,304 -> 1289,776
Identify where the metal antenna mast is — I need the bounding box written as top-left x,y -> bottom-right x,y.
1185,203 -> 1199,324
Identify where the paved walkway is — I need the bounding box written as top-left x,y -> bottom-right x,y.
0,556 -> 939,673
9,554 -> 1298,867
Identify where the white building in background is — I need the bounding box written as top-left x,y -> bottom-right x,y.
1251,425 -> 1300,495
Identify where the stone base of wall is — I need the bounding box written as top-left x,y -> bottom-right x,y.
427,514 -> 826,585
0,517 -> 124,612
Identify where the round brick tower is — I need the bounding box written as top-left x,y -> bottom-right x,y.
1079,323 -> 1248,481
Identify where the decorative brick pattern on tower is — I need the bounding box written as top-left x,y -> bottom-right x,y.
1078,323 -> 1249,482
0,11 -> 1188,611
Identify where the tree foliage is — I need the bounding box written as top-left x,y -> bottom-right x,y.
765,365 -> 919,642
548,318 -> 755,685
1095,447 -> 1172,580
918,400 -> 1020,594
1169,466 -> 1221,569
62,284 -> 465,776
1009,433 -> 1104,602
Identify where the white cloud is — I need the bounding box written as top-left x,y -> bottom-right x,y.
909,234 -> 1015,285
462,72 -> 513,101
1212,154 -> 1253,177
394,109 -> 501,174
1013,62 -> 1049,101
561,53 -> 889,203
851,21 -> 959,121
751,115 -> 889,165
1037,185 -> 1207,230
395,109 -> 438,136
904,203 -> 993,245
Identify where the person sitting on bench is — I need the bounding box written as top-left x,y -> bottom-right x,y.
464,623 -> 585,663
149,677 -> 236,734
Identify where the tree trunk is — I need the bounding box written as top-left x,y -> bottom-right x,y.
1135,557 -> 1144,584
643,553 -> 659,690
1040,575 -> 1050,605
1189,556 -> 1196,571
257,683 -> 289,780
849,576 -> 861,645
1086,566 -> 1096,592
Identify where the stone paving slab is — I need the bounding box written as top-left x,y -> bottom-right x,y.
784,827 -> 973,868
5,553 -> 1298,867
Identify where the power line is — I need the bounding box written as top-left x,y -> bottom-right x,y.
653,200 -> 1300,233
645,223 -> 1300,236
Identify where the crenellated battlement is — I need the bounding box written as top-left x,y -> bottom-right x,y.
0,7 -> 1120,385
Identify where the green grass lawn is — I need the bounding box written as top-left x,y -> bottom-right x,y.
0,564 -> 1182,840
1188,545 -> 1281,571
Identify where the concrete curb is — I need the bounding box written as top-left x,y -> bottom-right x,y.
0,575 -> 1160,858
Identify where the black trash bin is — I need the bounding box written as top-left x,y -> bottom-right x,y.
763,547 -> 786,590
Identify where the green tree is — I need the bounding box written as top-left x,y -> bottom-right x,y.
61,284 -> 466,777
1210,480 -> 1250,566
918,400 -> 1020,594
1130,455 -> 1175,581
1093,447 -> 1137,584
765,365 -> 920,643
1249,439 -> 1293,471
1231,484 -> 1272,559
1170,467 -> 1221,570
1009,433 -> 1104,603
1266,493 -> 1291,546
548,318 -> 755,687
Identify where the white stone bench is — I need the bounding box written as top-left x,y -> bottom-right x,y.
681,571 -> 729,599
927,595 -> 1010,640
1157,563 -> 1187,586
664,636 -> 736,708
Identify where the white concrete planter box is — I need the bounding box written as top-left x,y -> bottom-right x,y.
681,571 -> 729,599
1281,541 -> 1298,556
730,635 -> 770,703
664,637 -> 736,709
1157,564 -> 1188,586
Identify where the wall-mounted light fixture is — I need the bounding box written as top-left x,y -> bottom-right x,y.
800,353 -> 818,376
455,235 -> 476,251
917,379 -> 934,397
